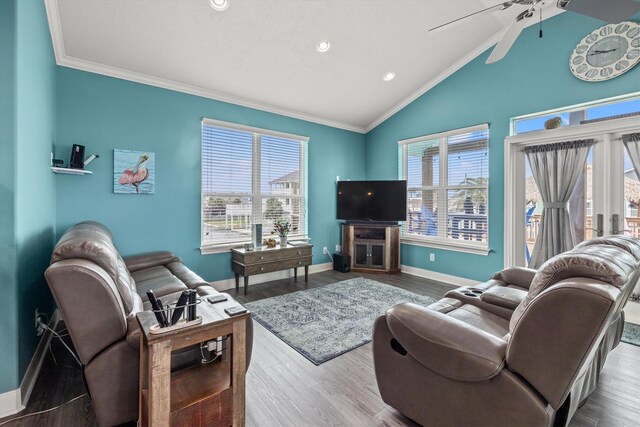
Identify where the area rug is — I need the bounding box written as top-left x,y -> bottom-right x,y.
244,278 -> 437,365
622,322 -> 640,347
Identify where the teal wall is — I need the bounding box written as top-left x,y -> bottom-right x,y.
365,12 -> 640,281
14,0 -> 58,382
0,0 -> 57,393
0,0 -> 19,394
55,68 -> 366,282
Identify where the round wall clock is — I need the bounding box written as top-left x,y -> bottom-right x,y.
570,21 -> 640,82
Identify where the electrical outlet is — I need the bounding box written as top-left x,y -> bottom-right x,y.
335,244 -> 341,252
34,309 -> 46,336
323,247 -> 329,255
429,253 -> 435,262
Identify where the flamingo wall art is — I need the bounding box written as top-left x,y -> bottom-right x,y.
113,149 -> 155,194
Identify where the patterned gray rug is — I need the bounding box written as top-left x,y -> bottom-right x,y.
245,278 -> 437,365
622,322 -> 640,347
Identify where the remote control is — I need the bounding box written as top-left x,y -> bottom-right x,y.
156,298 -> 169,327
170,291 -> 191,325
187,290 -> 197,321
224,305 -> 248,316
146,290 -> 169,327
207,294 -> 228,304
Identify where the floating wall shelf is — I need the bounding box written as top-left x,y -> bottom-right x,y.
51,167 -> 93,175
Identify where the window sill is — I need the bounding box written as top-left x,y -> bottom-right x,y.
200,237 -> 310,255
401,237 -> 491,256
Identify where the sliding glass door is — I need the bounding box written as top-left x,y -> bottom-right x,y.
504,115 -> 640,268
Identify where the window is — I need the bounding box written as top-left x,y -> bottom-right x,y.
512,93 -> 640,135
399,124 -> 489,252
201,119 -> 308,251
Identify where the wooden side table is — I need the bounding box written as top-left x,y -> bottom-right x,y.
137,303 -> 249,427
231,244 -> 313,294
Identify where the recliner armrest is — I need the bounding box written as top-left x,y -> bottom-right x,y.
480,286 -> 528,310
123,251 -> 182,272
386,303 -> 507,382
491,267 -> 537,290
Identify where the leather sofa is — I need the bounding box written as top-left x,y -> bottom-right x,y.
44,221 -> 253,426
373,235 -> 640,427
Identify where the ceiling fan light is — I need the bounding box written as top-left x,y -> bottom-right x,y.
209,0 -> 229,11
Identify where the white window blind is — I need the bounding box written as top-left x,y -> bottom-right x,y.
399,124 -> 489,250
201,119 -> 308,249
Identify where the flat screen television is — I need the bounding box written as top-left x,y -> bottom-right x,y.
337,180 -> 407,222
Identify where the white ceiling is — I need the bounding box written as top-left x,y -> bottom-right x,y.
46,0 -> 561,133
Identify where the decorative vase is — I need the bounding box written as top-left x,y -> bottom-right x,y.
544,116 -> 562,130
280,235 -> 287,247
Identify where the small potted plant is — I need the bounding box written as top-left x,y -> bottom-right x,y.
272,220 -> 291,247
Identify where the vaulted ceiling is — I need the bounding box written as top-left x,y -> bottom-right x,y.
46,0 -> 564,132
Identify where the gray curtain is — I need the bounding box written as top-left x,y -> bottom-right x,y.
525,139 -> 594,269
623,132 -> 640,180
622,132 -> 640,301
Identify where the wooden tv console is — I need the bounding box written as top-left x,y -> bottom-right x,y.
341,223 -> 400,273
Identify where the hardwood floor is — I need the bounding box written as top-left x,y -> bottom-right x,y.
1,270 -> 638,426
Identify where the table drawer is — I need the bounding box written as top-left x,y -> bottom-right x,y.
242,256 -> 312,276
237,246 -> 312,264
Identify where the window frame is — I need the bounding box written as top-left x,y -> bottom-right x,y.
511,92 -> 640,136
200,118 -> 309,254
398,123 -> 490,255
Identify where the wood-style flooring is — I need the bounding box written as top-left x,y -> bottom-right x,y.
1,270 -> 638,426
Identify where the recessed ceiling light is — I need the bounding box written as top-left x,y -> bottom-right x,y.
316,40 -> 331,53
383,72 -> 396,82
209,0 -> 229,11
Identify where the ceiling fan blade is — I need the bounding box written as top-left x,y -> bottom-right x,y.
559,0 -> 640,24
429,2 -> 515,32
485,11 -> 533,64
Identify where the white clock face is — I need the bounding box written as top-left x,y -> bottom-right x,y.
570,21 -> 640,82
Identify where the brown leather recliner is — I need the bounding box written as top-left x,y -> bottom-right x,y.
44,221 -> 253,426
373,236 -> 640,427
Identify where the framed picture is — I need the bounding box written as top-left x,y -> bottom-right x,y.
113,149 -> 155,194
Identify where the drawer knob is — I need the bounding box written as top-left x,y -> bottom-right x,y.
297,251 -> 301,255
298,261 -> 302,265
259,267 -> 265,271
259,256 -> 264,260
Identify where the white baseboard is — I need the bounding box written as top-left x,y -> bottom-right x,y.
400,264 -> 478,288
0,310 -> 60,419
211,262 -> 333,291
0,389 -> 22,419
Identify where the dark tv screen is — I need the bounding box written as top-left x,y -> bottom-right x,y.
337,180 -> 407,222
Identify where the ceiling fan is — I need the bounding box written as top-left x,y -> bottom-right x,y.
429,0 -> 640,64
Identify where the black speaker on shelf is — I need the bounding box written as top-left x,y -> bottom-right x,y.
69,144 -> 85,169
333,253 -> 350,273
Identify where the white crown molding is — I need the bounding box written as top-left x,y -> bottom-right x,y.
54,56 -> 367,134
45,1 -> 565,136
44,2 -> 365,135
45,0 -> 65,60
364,31 -> 504,133
210,262 -> 333,291
365,8 -> 566,133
